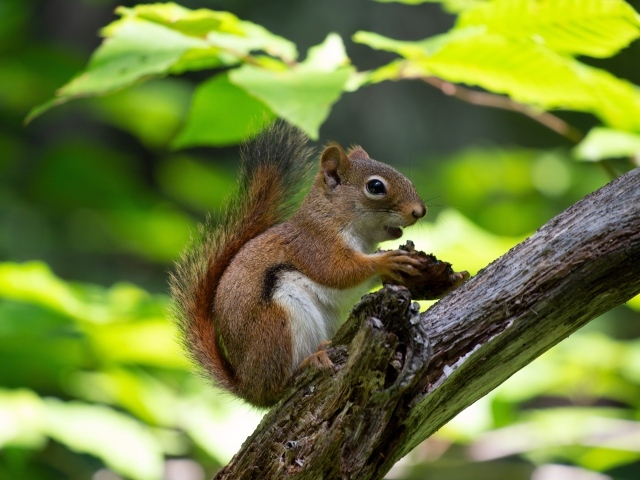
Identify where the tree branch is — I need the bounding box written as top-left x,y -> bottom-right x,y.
421,76 -> 584,144
215,168 -> 640,479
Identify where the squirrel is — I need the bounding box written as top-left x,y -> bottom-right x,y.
170,122 -> 426,407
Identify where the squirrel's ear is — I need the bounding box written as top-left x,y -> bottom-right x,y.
321,143 -> 350,190
347,146 -> 369,160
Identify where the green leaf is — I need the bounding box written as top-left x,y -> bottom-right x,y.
303,32 -> 350,71
116,3 -> 297,62
458,0 -> 640,58
229,66 -> 352,140
419,33 -> 590,106
229,34 -> 354,139
354,27 -> 483,59
26,19 -> 207,122
27,3 -> 298,122
588,67 -> 640,132
579,447 -> 640,472
114,3 -> 244,37
173,34 -> 349,144
173,73 -> 274,148
205,20 -> 298,64
355,28 -> 640,131
573,127 -> 640,163
58,20 -> 208,98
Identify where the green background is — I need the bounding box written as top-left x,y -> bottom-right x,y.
1,1 -> 640,479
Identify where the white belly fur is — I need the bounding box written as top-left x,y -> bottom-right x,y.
273,270 -> 373,372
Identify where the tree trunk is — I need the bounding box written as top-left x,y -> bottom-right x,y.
214,167 -> 640,479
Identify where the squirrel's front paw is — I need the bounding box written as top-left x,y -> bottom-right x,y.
380,241 -> 470,299
375,249 -> 424,282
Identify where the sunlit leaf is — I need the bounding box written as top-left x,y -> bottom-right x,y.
354,27 -> 483,60
174,34 -> 350,146
229,65 -> 351,139
574,127 -> 640,163
355,28 -> 640,131
459,0 -> 640,58
578,446 -> 640,472
26,20 -> 208,122
303,33 -> 350,72
203,20 -> 297,64
27,2 -> 297,122
229,34 -> 354,139
623,338 -> 640,384
115,3 -> 297,62
114,3 -> 243,37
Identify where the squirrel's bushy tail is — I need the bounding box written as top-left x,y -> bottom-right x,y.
169,122 -> 313,392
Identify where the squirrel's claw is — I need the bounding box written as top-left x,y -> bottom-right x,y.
299,349 -> 334,371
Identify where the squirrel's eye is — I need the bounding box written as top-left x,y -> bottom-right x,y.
366,179 -> 387,195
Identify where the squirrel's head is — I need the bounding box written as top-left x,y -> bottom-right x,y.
317,142 -> 426,250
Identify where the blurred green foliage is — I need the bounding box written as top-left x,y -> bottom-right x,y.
0,262 -> 263,480
2,0 -> 640,479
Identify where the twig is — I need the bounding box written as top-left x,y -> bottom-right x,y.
421,76 -> 584,144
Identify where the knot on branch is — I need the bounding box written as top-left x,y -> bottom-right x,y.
330,285 -> 431,392
288,285 -> 431,401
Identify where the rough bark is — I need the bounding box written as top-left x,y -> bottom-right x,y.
214,167 -> 640,480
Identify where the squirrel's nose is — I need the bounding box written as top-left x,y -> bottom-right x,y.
412,204 -> 427,219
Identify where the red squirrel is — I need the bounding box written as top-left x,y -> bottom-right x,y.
170,122 -> 426,407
